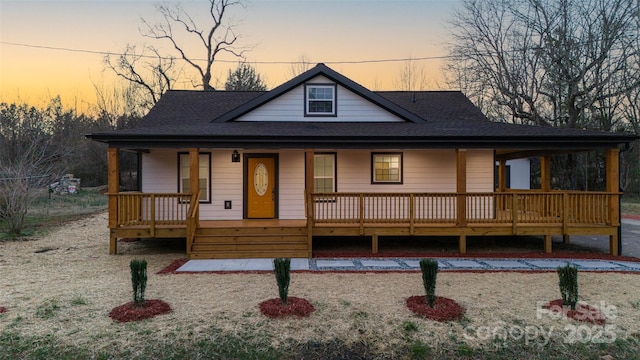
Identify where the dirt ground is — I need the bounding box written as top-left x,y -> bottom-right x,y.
1,212 -> 640,355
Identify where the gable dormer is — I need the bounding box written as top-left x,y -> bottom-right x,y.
234,75 -> 403,122
213,64 -> 427,124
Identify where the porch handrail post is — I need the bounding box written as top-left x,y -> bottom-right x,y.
562,192 -> 568,234
409,193 -> 415,234
359,193 -> 364,235
150,194 -> 156,238
511,193 -> 518,234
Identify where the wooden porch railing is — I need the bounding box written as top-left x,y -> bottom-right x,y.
311,191 -> 619,226
110,192 -> 193,237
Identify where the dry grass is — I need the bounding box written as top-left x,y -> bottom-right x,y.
1,212 -> 640,358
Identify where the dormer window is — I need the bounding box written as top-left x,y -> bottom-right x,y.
305,83 -> 336,116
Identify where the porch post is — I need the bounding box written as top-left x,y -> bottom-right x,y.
107,147 -> 120,254
540,155 -> 553,252
305,149 -> 315,257
541,155 -> 551,192
456,149 -> 467,254
498,160 -> 507,192
606,148 -> 620,256
189,148 -> 200,214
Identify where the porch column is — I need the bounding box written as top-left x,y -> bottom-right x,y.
540,155 -> 551,192
305,149 -> 315,257
108,147 -> 120,254
189,148 -> 199,197
456,149 -> 467,254
497,160 -> 507,192
189,148 -> 200,219
606,148 -> 620,256
540,155 -> 553,252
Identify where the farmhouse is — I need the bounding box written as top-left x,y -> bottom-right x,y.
88,64 -> 636,259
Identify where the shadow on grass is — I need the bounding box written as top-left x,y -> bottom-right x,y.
2,328 -> 639,360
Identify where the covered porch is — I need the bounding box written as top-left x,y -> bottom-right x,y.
105,147 -> 622,258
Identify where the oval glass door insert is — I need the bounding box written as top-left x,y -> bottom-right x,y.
254,163 -> 268,196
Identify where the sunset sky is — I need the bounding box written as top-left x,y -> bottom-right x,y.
0,0 -> 459,113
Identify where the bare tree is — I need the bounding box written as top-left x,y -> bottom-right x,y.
224,62 -> 267,91
0,102 -> 67,236
445,0 -> 640,128
141,0 -> 247,91
394,57 -> 429,91
104,44 -> 177,110
288,54 -> 314,78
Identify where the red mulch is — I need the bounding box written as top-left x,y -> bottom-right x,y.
623,214 -> 640,221
259,297 -> 315,318
157,258 -> 189,274
118,238 -> 140,243
542,299 -> 606,325
0,307 -> 7,314
108,299 -> 172,323
406,295 -> 465,322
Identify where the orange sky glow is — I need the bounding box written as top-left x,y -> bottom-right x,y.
0,0 -> 459,114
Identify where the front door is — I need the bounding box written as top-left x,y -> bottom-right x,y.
246,156 -> 277,218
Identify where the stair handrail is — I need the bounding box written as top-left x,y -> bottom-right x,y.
186,190 -> 201,255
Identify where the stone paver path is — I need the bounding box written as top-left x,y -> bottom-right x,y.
176,258 -> 640,272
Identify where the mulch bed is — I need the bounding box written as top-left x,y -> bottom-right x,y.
313,251 -> 640,262
118,238 -> 140,243
108,300 -> 172,323
405,295 -> 465,322
157,258 -> 189,274
542,299 -> 607,325
0,307 -> 7,314
259,297 -> 315,318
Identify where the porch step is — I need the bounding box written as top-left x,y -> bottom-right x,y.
195,227 -> 307,236
189,250 -> 309,259
190,228 -> 309,259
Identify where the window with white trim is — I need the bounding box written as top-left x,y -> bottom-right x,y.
178,153 -> 210,202
372,153 -> 403,184
314,153 -> 336,193
305,84 -> 336,116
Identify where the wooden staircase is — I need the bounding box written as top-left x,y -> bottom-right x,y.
189,224 -> 310,259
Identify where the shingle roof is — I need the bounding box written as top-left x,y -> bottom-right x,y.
136,90 -> 264,128
88,64 -> 637,150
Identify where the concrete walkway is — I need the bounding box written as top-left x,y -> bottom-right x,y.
176,257 -> 640,273
175,216 -> 640,273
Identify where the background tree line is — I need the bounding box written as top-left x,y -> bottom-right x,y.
445,0 -> 640,192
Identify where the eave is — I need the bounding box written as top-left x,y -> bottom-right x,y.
87,132 -> 636,151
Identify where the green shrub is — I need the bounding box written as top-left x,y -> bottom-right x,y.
420,258 -> 439,307
557,264 -> 578,310
273,258 -> 291,304
130,259 -> 148,307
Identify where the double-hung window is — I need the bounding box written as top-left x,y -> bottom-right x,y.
314,153 -> 336,193
178,152 -> 211,202
372,153 -> 403,184
305,84 -> 336,116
